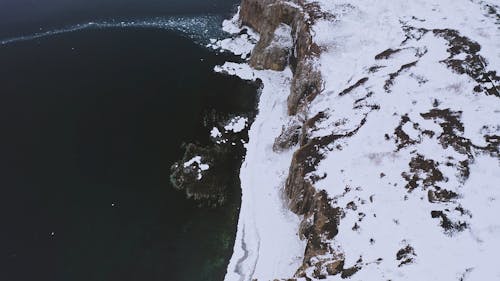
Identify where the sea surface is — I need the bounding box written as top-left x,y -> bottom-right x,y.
0,1 -> 256,280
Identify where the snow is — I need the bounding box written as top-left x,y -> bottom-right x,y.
208,34 -> 257,59
183,156 -> 209,171
224,116 -> 248,133
402,122 -> 420,140
270,24 -> 293,49
207,10 -> 260,59
222,8 -> 243,34
210,127 -> 222,138
217,0 -> 499,280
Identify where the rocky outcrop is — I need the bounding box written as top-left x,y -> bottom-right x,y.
170,143 -> 226,206
240,0 -> 299,70
240,0 -> 323,113
249,23 -> 293,71
170,112 -> 255,208
273,118 -> 302,152
287,60 -> 322,115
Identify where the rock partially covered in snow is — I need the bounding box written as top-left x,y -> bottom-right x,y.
183,156 -> 210,180
170,111 -> 256,207
249,23 -> 294,70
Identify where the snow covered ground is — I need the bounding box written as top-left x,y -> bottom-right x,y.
304,0 -> 499,279
215,61 -> 306,280
215,0 -> 499,280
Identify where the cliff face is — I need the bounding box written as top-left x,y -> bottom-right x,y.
241,0 -> 323,115
222,0 -> 500,280
238,0 -> 349,277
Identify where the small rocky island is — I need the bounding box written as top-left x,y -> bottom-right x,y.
171,114 -> 256,207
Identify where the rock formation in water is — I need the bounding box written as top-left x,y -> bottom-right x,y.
170,112 -> 255,207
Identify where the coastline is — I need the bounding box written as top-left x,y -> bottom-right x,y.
213,11 -> 306,281
216,62 -> 305,280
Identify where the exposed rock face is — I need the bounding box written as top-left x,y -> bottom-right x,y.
240,0 -> 299,70
240,0 -> 323,113
240,0 -> 299,36
287,60 -> 322,115
249,23 -> 293,71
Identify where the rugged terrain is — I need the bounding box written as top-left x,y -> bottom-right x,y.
213,0 -> 499,280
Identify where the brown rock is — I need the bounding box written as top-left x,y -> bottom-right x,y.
273,120 -> 302,152
250,24 -> 293,71
288,61 -> 322,115
326,260 -> 344,275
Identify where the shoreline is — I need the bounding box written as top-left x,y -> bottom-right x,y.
213,11 -> 306,281
216,62 -> 305,280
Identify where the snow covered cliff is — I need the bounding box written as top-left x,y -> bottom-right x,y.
213,0 -> 500,280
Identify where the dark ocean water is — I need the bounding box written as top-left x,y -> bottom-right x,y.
0,0 -> 238,38
0,1 -> 255,281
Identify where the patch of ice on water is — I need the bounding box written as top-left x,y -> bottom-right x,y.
224,116 -> 248,133
210,127 -> 222,138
